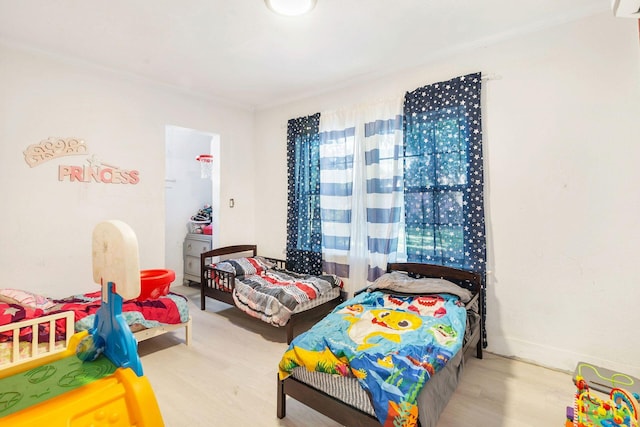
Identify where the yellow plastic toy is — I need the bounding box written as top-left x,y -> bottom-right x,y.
0,220 -> 165,427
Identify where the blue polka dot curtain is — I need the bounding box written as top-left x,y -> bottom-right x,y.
403,72 -> 486,275
286,113 -> 323,275
404,72 -> 487,347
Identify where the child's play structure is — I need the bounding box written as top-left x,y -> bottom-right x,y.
566,362 -> 639,427
0,220 -> 171,426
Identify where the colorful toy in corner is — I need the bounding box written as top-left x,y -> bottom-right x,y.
0,220 -> 174,426
567,375 -> 639,427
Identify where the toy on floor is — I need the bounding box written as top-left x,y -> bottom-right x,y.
567,374 -> 639,427
574,362 -> 640,397
0,220 -> 172,426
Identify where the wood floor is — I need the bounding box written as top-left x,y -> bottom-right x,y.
139,285 -> 575,426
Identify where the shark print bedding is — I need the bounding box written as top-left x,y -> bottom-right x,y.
278,288 -> 467,427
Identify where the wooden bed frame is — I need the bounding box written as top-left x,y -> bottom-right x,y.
132,317 -> 192,346
200,245 -> 344,344
277,262 -> 484,426
0,310 -> 191,370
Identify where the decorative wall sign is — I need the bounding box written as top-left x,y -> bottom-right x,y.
23,137 -> 88,168
58,154 -> 139,184
23,138 -> 140,185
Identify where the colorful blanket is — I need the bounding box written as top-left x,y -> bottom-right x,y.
0,291 -> 190,343
232,269 -> 340,327
48,291 -> 190,332
278,290 -> 467,427
0,303 -> 53,342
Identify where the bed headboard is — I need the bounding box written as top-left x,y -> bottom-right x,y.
201,244 -> 257,261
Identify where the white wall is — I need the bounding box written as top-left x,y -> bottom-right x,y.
254,12 -> 640,376
0,43 -> 256,298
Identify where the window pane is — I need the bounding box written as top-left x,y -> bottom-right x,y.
404,155 -> 435,188
435,225 -> 464,264
405,225 -> 434,260
435,119 -> 462,152
435,191 -> 463,225
437,152 -> 467,186
404,192 -> 434,225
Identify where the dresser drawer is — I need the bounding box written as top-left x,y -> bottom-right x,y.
184,234 -> 211,257
184,255 -> 201,277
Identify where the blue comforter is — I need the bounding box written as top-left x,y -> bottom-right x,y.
279,290 -> 467,427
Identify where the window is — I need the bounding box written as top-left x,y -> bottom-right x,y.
403,73 -> 485,274
286,73 -> 485,285
403,109 -> 468,266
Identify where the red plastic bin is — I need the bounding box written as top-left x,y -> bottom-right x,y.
138,269 -> 176,300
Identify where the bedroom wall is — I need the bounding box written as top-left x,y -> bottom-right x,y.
253,12 -> 640,376
0,42 -> 256,298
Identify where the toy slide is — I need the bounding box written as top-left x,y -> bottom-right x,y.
0,220 -> 167,426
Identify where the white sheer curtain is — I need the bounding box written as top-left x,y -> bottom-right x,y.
319,99 -> 404,295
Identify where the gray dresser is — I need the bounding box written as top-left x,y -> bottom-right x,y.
183,233 -> 212,285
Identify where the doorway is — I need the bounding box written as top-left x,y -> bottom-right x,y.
164,125 -> 220,284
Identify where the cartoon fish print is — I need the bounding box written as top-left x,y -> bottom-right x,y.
347,309 -> 422,351
409,295 -> 447,318
338,303 -> 364,315
405,355 -> 435,375
377,355 -> 394,369
428,323 -> 457,346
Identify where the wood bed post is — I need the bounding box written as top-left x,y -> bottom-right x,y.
277,375 -> 286,418
286,324 -> 294,345
200,253 -> 207,311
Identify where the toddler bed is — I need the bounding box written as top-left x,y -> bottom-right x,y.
277,262 -> 484,427
0,287 -> 191,368
200,245 -> 343,343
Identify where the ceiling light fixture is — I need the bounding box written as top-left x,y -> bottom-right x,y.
265,0 -> 317,16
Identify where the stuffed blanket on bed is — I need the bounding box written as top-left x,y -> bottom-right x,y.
232,269 -> 339,327
278,288 -> 467,427
0,289 -> 190,343
48,291 -> 190,332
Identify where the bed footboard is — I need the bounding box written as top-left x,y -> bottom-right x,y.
0,311 -> 75,369
277,375 -> 381,426
200,245 -> 258,309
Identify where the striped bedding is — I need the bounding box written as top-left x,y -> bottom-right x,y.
232,268 -> 341,327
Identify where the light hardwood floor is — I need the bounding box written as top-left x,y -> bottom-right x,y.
139,285 -> 575,426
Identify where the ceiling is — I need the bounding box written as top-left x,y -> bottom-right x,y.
0,0 -> 609,110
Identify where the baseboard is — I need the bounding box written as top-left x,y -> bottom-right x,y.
487,335 -> 640,378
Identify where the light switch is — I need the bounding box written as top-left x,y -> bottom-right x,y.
229,198 -> 235,208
